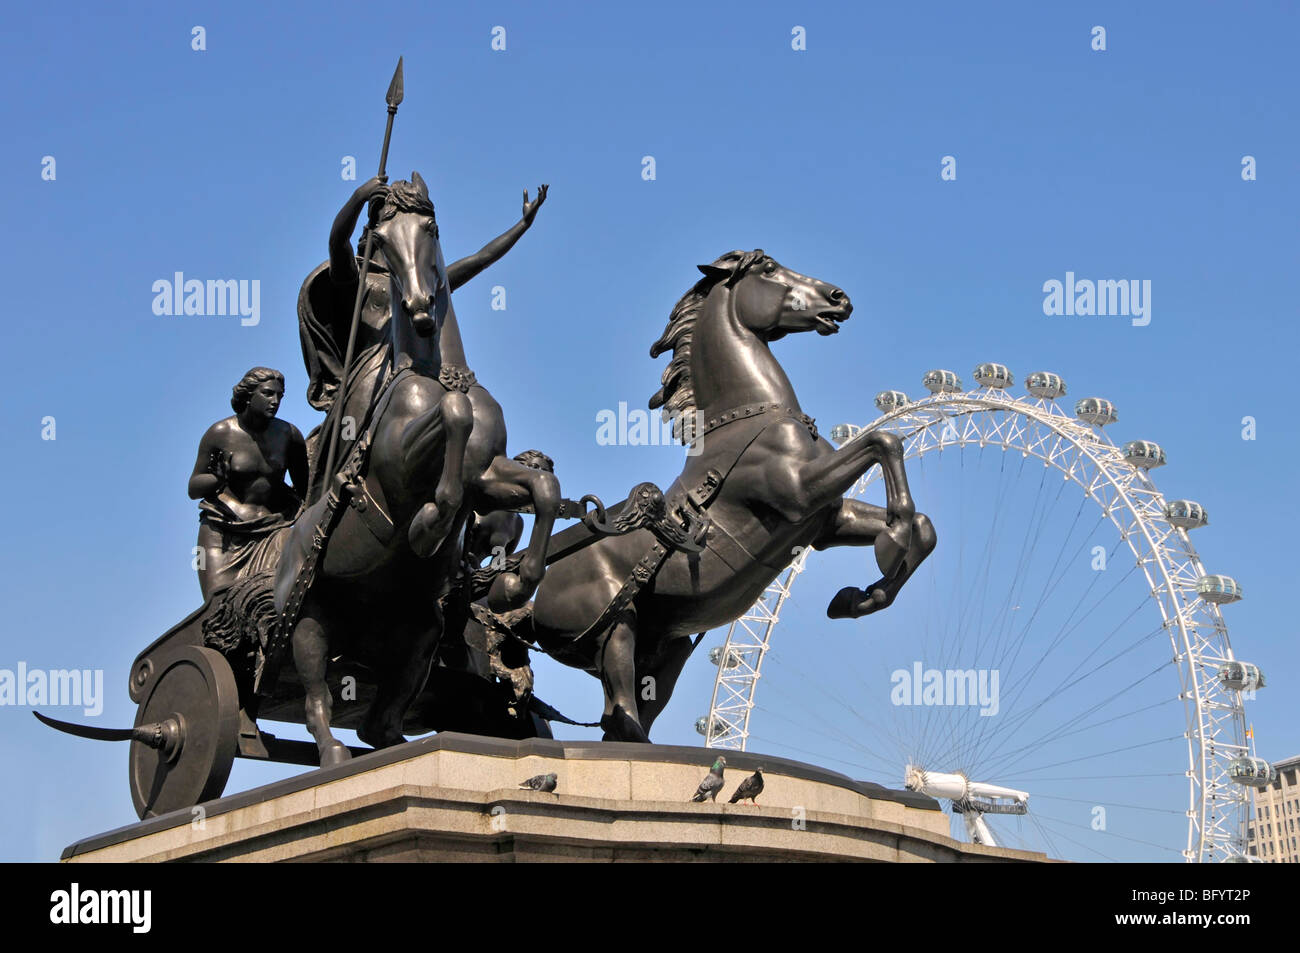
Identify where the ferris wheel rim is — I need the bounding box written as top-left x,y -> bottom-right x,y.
701,383 -> 1251,863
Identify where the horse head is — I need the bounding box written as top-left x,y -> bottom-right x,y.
696,249 -> 852,342
368,171 -> 450,341
650,250 -> 853,434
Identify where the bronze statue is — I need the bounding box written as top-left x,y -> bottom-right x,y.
299,174 -> 547,499
273,171 -> 562,766
497,250 -> 936,742
187,367 -> 307,599
37,62 -> 936,821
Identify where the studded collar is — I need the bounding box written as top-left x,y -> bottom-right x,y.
691,401 -> 818,443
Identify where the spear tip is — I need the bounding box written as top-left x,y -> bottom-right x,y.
387,56 -> 404,107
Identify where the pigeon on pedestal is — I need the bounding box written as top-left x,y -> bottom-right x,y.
519,772 -> 558,793
728,767 -> 764,804
691,757 -> 727,802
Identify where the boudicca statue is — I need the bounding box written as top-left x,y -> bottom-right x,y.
36,58 -> 933,819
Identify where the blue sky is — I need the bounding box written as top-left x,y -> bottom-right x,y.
1,1 -> 1295,862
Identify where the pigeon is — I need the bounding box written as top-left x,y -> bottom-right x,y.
691,756 -> 727,802
728,767 -> 764,804
519,772 -> 558,793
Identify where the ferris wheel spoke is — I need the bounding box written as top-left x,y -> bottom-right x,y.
746,732 -> 881,777
982,694 -> 1179,777
978,462 -> 1067,666
990,537 -> 1131,701
972,610 -> 1164,770
1028,810 -> 1185,855
755,672 -> 901,771
998,554 -> 1140,702
960,513 -> 1114,768
978,641 -> 1171,778
1024,815 -> 1122,862
1034,791 -> 1184,817
1013,733 -> 1185,778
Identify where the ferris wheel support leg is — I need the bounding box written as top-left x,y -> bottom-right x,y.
967,812 -> 998,848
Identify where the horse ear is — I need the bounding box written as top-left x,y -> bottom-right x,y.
412,170 -> 428,197
697,250 -> 747,281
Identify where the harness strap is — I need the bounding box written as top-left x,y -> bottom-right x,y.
343,362 -> 479,545
539,411 -> 788,669
543,475 -> 717,670
256,367 -> 414,695
692,401 -> 818,443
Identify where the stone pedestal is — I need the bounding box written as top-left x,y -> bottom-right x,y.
62,734 -> 1052,862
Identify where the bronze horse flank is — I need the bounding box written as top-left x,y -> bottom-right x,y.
273,173 -> 560,767
515,249 -> 936,743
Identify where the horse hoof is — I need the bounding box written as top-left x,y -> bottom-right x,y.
320,741 -> 351,768
600,707 -> 650,743
826,586 -> 889,620
826,586 -> 862,619
358,724 -> 407,750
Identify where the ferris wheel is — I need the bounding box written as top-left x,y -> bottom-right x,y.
699,364 -> 1270,863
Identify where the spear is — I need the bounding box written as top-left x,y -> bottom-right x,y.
321,55 -> 404,486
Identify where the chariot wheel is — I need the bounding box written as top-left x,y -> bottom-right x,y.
130,645 -> 240,819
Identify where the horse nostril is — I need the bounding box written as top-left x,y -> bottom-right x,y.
829,287 -> 845,302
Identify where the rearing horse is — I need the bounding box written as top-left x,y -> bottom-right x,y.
517,249 -> 936,742
274,173 -> 560,766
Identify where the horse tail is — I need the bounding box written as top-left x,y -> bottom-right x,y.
526,693 -> 599,729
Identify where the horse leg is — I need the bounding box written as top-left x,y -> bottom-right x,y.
403,390 -> 474,558
472,456 -> 561,612
291,596 -> 351,767
778,432 -> 915,577
635,635 -> 700,735
358,606 -> 444,749
815,498 -> 938,619
597,618 -> 650,743
866,432 -> 919,577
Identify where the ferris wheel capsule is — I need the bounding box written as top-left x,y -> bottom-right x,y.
708,646 -> 740,669
1223,854 -> 1267,863
923,369 -> 963,394
694,716 -> 725,739
1197,574 -> 1243,604
1026,371 -> 1067,399
1075,397 -> 1118,426
973,363 -> 1014,389
1165,500 -> 1209,529
1123,440 -> 1166,469
1219,661 -> 1265,692
1228,756 -> 1275,789
875,390 -> 909,413
829,423 -> 858,444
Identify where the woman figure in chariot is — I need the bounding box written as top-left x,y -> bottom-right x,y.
188,367 -> 308,599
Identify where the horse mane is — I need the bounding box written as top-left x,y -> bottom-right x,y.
649,250 -> 767,442
370,178 -> 436,222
